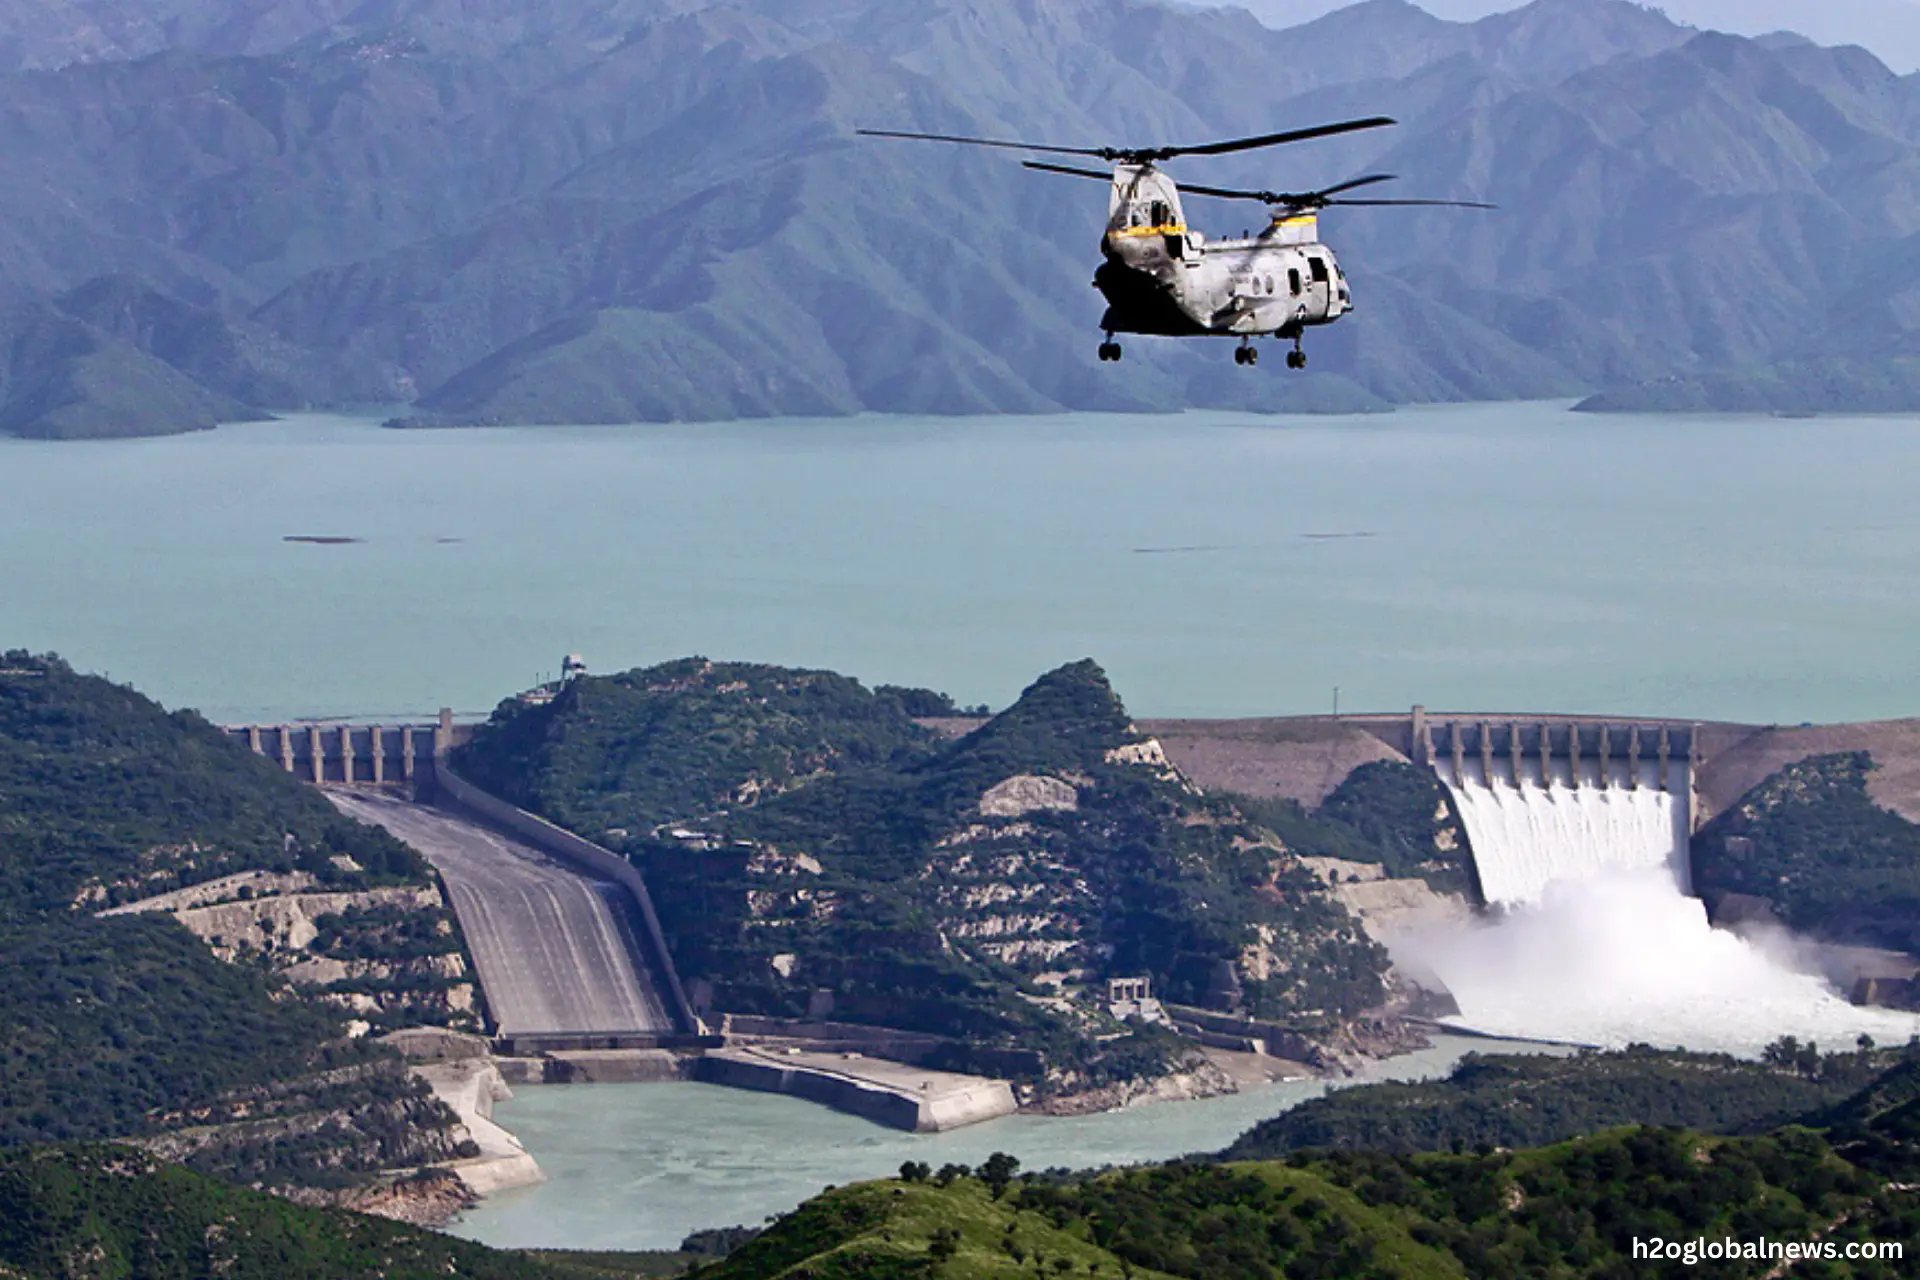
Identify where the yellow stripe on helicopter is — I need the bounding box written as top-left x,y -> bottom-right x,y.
1112,224 -> 1188,238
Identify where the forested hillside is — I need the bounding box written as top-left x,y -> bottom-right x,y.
8,0 -> 1920,432
1692,751 -> 1920,954
1223,1042 -> 1898,1160
458,657 -> 1389,1092
0,1144 -> 665,1280
0,653 -> 469,1188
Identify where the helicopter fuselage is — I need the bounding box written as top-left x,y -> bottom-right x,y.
1094,163 -> 1350,343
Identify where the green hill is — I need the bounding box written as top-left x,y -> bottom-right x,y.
697,1110 -> 1917,1280
0,652 -> 465,1187
1222,1044 -> 1882,1162
458,657 -> 1387,1091
1691,752 -> 1920,953
0,1143 -> 663,1280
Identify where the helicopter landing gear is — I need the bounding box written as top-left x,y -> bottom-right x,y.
1234,340 -> 1258,367
1286,336 -> 1308,370
1098,339 -> 1123,362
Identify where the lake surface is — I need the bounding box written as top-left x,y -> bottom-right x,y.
4,403 -> 1919,725
453,1035 -> 1511,1252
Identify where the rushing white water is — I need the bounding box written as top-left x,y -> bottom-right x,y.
1393,870 -> 1920,1054
1436,755 -> 1688,906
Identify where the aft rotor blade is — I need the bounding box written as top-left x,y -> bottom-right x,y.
1023,160 -> 1120,182
1163,116 -> 1396,158
1318,172 -> 1398,198
1323,197 -> 1497,209
1172,179 -> 1280,203
1176,173 -> 1404,206
857,128 -> 1108,158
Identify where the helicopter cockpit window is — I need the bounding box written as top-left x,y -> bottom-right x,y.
1150,200 -> 1170,227
1308,256 -> 1330,284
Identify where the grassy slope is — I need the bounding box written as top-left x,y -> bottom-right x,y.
704,1123 -> 1914,1280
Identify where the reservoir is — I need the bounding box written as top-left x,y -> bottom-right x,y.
3,402 -> 1919,725
453,1035 -> 1506,1251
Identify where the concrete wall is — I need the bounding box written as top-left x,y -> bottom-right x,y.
433,762 -> 701,1037
1416,716 -> 1700,832
1165,1004 -> 1328,1065
691,1051 -> 1017,1133
226,721 -> 462,788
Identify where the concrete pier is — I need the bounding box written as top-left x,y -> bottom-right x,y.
226,719 -> 464,787
694,1046 -> 1016,1133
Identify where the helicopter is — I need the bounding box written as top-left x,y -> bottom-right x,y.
860,117 -> 1491,367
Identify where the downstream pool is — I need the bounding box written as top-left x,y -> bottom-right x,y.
452,1035 -> 1518,1251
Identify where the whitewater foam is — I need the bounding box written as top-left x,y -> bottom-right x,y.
1393,869 -> 1920,1055
1403,756 -> 1920,1055
1436,756 -> 1686,906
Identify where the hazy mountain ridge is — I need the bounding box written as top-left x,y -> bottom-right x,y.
5,0 -> 1920,433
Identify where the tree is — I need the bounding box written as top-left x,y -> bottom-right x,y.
981,1151 -> 1021,1199
900,1160 -> 930,1183
935,1163 -> 970,1187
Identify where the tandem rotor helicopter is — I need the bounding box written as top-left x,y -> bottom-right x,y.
861,116 -> 1491,367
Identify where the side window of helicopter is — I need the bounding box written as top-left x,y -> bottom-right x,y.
1264,276 -> 1275,295
1288,268 -> 1302,296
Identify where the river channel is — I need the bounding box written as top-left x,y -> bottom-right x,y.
452,1035 -> 1514,1251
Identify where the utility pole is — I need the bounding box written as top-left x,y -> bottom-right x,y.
1332,685 -> 1340,719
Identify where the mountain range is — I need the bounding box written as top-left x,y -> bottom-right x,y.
6,0 -> 1920,433
1224,1 -> 1920,73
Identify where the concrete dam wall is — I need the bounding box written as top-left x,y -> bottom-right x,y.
224,714 -> 473,787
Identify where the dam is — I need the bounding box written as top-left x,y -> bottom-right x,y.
1413,717 -> 1696,906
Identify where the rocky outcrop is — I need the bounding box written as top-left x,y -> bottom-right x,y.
979,774 -> 1079,816
102,876 -> 480,1032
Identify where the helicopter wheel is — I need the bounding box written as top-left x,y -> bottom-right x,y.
1234,344 -> 1258,367
1286,349 -> 1308,370
1098,341 -> 1122,362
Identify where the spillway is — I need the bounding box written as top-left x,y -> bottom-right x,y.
1399,716 -> 1920,1053
1434,755 -> 1689,907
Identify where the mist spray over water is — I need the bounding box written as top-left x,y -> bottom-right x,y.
1406,761 -> 1920,1054
1392,870 -> 1920,1053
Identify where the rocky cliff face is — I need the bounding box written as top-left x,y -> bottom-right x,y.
102,869 -> 482,1034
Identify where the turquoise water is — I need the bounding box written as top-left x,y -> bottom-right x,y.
453,1036 -> 1515,1252
5,403 -> 1919,724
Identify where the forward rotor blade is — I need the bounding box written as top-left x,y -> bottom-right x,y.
863,115 -> 1396,164
1164,116 -> 1396,158
857,128 -> 1107,158
1022,160 -> 1120,183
